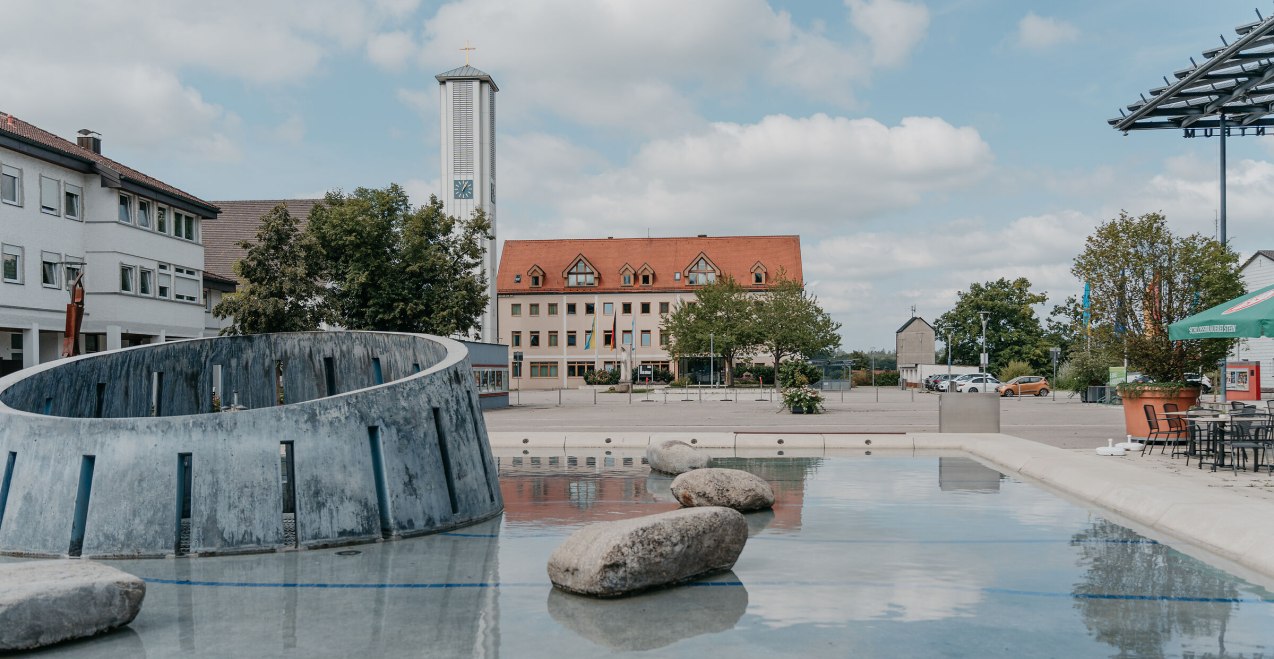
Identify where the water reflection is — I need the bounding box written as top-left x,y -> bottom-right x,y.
1071,519 -> 1262,657
937,457 -> 1003,492
547,574 -> 748,651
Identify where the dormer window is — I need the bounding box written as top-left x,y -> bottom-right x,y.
531,275 -> 541,287
619,263 -> 635,287
686,255 -> 718,285
565,257 -> 597,287
638,263 -> 655,286
528,265 -> 545,288
751,261 -> 767,285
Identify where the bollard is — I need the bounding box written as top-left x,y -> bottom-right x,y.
594,389 -> 597,405
699,386 -> 702,403
558,388 -> 562,407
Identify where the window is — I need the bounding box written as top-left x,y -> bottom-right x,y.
660,302 -> 670,314
530,362 -> 558,378
171,212 -> 196,240
64,184 -> 82,220
174,266 -> 199,301
39,176 -> 59,215
512,362 -> 522,378
622,302 -> 632,314
41,252 -> 60,288
641,302 -> 651,314
63,257 -> 83,289
156,207 -> 168,234
567,331 -> 577,347
157,263 -> 171,299
585,302 -> 595,315
3,245 -> 23,283
622,330 -> 633,346
641,273 -> 651,285
1,166 -> 21,206
567,361 -> 595,377
118,194 -> 132,223
137,200 -> 152,229
529,303 -> 540,316
204,288 -> 212,312
584,330 -> 593,347
674,272 -> 681,281
622,273 -> 632,286
531,274 -> 541,287
529,331 -> 541,347
603,302 -> 614,315
603,330 -> 614,347
754,271 -> 765,284
514,274 -> 522,283
120,265 -> 136,293
511,331 -> 522,347
548,303 -> 558,316
687,257 -> 716,285
660,332 -> 668,347
139,269 -> 154,296
511,303 -> 522,316
567,260 -> 596,287
641,330 -> 652,347
548,331 -> 559,347
566,303 -> 577,315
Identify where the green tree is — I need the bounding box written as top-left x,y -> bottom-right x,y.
661,275 -> 759,386
933,277 -> 1049,373
214,204 -> 328,335
307,185 -> 491,335
753,273 -> 842,372
1071,211 -> 1243,381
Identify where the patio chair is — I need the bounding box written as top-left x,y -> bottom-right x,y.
1161,402 -> 1191,457
1142,404 -> 1185,455
1222,418 -> 1267,474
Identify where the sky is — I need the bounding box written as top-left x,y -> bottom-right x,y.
5,0 -> 1274,350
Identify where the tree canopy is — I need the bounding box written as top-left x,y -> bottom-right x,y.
1071,211 -> 1242,381
933,277 -> 1049,373
753,273 -> 841,370
661,275 -> 759,386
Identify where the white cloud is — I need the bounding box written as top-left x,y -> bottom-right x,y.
1016,12 -> 1080,51
846,0 -> 931,67
272,115 -> 307,145
367,31 -> 418,71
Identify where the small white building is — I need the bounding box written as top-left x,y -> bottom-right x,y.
1239,250 -> 1274,391
0,112 -> 219,375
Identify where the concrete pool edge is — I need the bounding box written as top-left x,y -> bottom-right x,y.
488,430 -> 1274,583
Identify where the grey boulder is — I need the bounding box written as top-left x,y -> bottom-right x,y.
645,440 -> 710,475
0,560 -> 146,651
671,468 -> 775,512
547,507 -> 748,597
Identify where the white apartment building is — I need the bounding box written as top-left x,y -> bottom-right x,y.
0,112 -> 220,376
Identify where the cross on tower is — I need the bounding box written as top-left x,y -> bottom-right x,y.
460,41 -> 476,65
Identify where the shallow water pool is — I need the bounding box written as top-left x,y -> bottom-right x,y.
28,452 -> 1274,657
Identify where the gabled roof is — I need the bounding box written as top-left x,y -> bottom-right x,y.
896,316 -> 934,334
0,111 -> 218,216
1240,250 -> 1274,271
435,65 -> 499,91
203,199 -> 321,280
498,235 -> 801,294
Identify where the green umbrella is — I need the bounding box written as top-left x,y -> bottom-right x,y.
1168,283 -> 1274,340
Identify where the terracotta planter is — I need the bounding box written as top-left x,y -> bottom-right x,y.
1120,387 -> 1200,440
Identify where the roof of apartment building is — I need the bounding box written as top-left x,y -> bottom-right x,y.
497,235 -> 802,294
203,199 -> 321,280
0,111 -> 219,216
1240,250 -> 1274,271
896,316 -> 933,334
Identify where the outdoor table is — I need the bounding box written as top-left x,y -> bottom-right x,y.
1184,416 -> 1231,469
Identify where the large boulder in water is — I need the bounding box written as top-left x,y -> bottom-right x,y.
671,468 -> 775,512
547,507 -> 747,597
645,440 -> 710,475
0,560 -> 146,651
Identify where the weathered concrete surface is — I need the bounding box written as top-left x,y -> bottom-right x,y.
547,507 -> 747,598
645,440 -> 710,475
671,468 -> 775,512
0,332 -> 503,557
0,560 -> 145,651
546,574 -> 748,650
938,393 -> 1000,433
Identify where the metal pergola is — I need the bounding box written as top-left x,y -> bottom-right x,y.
1110,8 -> 1274,246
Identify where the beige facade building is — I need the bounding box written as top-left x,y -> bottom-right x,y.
497,235 -> 802,389
896,315 -> 937,388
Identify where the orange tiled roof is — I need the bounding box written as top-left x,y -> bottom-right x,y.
497,235 -> 801,294
0,111 -> 218,214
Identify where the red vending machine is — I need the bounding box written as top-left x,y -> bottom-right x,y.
1225,360 -> 1261,401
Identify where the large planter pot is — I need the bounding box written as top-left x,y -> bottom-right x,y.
1120,387 -> 1201,439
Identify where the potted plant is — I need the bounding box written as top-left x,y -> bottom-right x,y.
1116,380 -> 1200,439
781,385 -> 824,414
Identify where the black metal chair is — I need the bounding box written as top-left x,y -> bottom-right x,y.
1142,404 -> 1186,455
1161,402 -> 1190,457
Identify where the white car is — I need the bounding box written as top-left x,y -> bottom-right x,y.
937,373 -> 991,392
957,375 -> 1001,393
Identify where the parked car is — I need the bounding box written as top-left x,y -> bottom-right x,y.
957,375 -> 1001,393
937,373 -> 992,392
996,376 -> 1050,397
1185,373 -> 1213,393
926,374 -> 954,391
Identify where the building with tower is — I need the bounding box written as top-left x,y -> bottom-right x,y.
437,57 -> 498,343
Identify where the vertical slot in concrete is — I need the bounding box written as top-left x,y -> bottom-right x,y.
411,362 -> 420,374
175,453 -> 192,555
42,397 -> 52,415
68,455 -> 96,557
279,442 -> 297,547
94,383 -> 106,418
274,360 -> 285,405
211,364 -> 223,412
432,407 -> 459,515
154,372 -> 165,416
469,404 -> 495,503
372,358 -> 384,385
0,452 -> 15,531
367,427 -> 392,538
323,357 -> 336,397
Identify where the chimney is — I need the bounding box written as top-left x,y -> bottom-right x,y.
76,129 -> 101,154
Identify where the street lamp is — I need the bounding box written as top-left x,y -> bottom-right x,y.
1049,346 -> 1060,402
709,332 -> 715,387
978,311 -> 990,372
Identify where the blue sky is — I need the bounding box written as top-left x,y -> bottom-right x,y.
6,0 -> 1273,350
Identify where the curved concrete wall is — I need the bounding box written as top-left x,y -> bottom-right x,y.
0,332 -> 503,558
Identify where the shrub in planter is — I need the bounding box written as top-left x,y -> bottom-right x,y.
1116,381 -> 1200,439
781,385 -> 824,413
